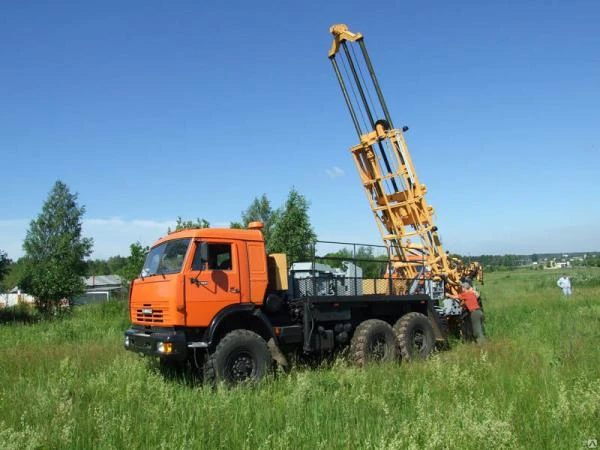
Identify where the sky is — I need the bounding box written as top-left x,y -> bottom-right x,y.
1,0 -> 599,260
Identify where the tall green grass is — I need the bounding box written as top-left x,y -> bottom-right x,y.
0,268 -> 598,449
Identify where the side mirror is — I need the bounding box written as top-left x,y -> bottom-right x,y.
199,242 -> 208,264
191,242 -> 209,281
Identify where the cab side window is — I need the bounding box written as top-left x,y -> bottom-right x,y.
192,244 -> 232,270
209,244 -> 232,270
192,243 -> 232,271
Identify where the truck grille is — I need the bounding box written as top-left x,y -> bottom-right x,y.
136,304 -> 164,324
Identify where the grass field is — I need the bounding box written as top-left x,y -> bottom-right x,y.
1,268 -> 599,449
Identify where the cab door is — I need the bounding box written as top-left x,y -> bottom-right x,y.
184,240 -> 241,327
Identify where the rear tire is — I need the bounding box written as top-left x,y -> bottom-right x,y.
394,312 -> 435,361
203,329 -> 272,385
349,319 -> 397,366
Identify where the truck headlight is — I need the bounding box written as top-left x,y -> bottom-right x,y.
124,336 -> 130,348
157,342 -> 173,354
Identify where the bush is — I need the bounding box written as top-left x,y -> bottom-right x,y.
0,303 -> 40,324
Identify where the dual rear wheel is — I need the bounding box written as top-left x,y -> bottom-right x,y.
349,313 -> 435,366
204,312 -> 437,384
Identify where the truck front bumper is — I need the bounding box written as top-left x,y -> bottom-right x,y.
124,327 -> 188,360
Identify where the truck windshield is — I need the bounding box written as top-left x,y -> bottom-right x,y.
141,238 -> 191,277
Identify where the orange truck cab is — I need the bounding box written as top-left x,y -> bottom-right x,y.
124,226 -> 449,383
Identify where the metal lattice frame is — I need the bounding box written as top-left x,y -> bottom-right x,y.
328,24 -> 477,292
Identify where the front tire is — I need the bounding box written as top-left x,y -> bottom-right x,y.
204,329 -> 272,384
394,312 -> 435,361
349,319 -> 397,366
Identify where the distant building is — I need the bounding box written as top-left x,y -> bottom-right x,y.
0,287 -> 36,308
545,259 -> 571,269
74,275 -> 124,304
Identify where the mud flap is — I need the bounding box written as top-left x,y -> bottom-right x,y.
267,338 -> 289,367
427,303 -> 450,349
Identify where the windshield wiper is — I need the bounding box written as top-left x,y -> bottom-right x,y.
141,269 -> 159,278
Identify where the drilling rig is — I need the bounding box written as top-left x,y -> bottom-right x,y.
328,24 -> 481,298
121,24 -> 484,385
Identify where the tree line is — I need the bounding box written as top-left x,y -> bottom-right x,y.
455,254 -> 532,271
1,181 -> 316,315
581,255 -> 600,267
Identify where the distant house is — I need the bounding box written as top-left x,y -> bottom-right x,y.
0,287 -> 36,308
545,259 -> 571,269
74,275 -> 124,304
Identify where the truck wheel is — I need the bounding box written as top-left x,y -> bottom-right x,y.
203,329 -> 272,384
394,312 -> 435,361
350,319 -> 397,366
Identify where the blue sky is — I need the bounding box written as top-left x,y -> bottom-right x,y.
1,0 -> 599,260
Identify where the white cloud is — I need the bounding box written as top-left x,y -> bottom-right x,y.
0,217 -> 177,260
325,166 -> 345,178
0,217 -> 239,260
85,217 -> 175,230
82,218 -> 177,259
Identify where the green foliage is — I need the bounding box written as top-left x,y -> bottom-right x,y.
116,242 -> 149,283
170,217 -> 210,232
467,254 -> 529,271
0,251 -> 11,291
85,255 -> 129,276
0,269 -> 599,448
2,258 -> 25,293
268,189 -> 317,263
323,246 -> 387,278
321,248 -> 353,268
85,259 -> 110,276
18,181 -> 93,314
584,255 -> 600,267
230,194 -> 280,246
0,303 -> 40,324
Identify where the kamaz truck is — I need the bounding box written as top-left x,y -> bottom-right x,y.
124,223 -> 447,383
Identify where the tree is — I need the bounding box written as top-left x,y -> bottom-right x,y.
269,188 -> 317,264
107,255 -> 129,274
85,258 -> 110,276
2,258 -> 26,293
230,194 -> 280,246
169,217 -> 210,232
117,242 -> 149,283
85,255 -> 129,276
19,181 -> 93,314
355,246 -> 388,278
322,246 -> 387,278
0,251 -> 12,291
322,248 -> 353,269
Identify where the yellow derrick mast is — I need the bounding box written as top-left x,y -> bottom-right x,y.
328,24 -> 481,296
